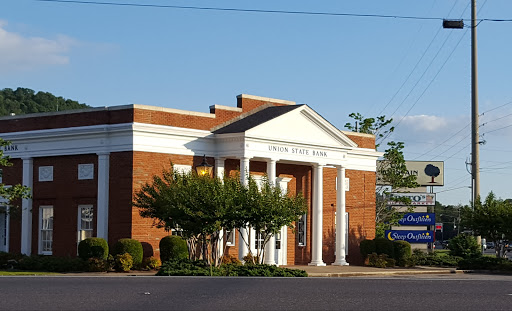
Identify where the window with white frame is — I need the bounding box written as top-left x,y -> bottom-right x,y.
225,229 -> 235,246
39,206 -> 53,255
173,164 -> 192,174
171,226 -> 183,237
254,230 -> 264,250
77,205 -> 94,243
0,168 -> 3,183
297,214 -> 306,246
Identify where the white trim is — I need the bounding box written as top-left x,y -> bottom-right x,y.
225,229 -> 236,246
173,164 -> 192,174
78,164 -> 94,180
21,158 -> 33,256
38,205 -> 53,255
0,206 -> 9,253
209,105 -> 243,112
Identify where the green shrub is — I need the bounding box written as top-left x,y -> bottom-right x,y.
156,259 -> 307,277
448,235 -> 481,259
87,257 -> 109,272
458,256 -> 512,271
112,239 -> 143,266
114,253 -> 133,272
375,237 -> 394,258
17,256 -> 87,272
393,240 -> 412,267
367,253 -> 388,268
411,249 -> 462,267
159,236 -> 188,263
78,238 -> 109,260
142,256 -> 162,270
0,252 -> 25,269
242,253 -> 260,265
359,239 -> 376,258
221,254 -> 242,265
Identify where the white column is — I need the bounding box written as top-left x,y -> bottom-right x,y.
96,153 -> 110,241
309,163 -> 326,266
264,159 -> 277,265
239,157 -> 250,261
333,166 -> 349,266
215,158 -> 225,259
21,158 -> 33,255
215,158 -> 225,179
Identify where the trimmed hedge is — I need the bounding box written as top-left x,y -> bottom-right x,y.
375,237 -> 394,258
112,239 -> 143,266
359,239 -> 376,258
159,236 -> 188,262
458,256 -> 512,271
17,256 -> 88,272
157,259 -> 308,277
393,240 -> 412,267
78,237 -> 109,260
411,249 -> 462,267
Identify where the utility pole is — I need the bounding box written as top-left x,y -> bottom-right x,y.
471,0 -> 480,206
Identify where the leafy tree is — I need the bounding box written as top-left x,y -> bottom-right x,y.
0,138 -> 31,210
344,113 -> 394,148
345,113 -> 418,238
461,192 -> 512,257
0,87 -> 89,116
133,165 -> 307,266
237,176 -> 307,263
375,142 -> 419,237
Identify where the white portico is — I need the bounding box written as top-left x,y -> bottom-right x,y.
212,104 -> 381,266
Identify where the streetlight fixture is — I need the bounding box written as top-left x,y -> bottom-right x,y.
196,155 -> 213,177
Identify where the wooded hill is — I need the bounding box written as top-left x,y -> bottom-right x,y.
0,87 -> 90,116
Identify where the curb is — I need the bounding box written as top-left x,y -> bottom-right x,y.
307,269 -> 461,277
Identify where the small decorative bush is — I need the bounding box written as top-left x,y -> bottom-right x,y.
367,253 -> 394,268
142,256 -> 162,270
448,235 -> 481,259
221,254 -> 242,266
375,237 -> 394,258
411,249 -> 462,267
0,252 -> 24,269
114,253 -> 133,272
159,236 -> 188,263
393,240 -> 412,267
359,239 -> 376,258
78,238 -> 109,260
87,257 -> 108,272
112,238 -> 143,266
243,253 -> 260,265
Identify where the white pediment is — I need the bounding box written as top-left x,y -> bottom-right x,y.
245,105 -> 357,148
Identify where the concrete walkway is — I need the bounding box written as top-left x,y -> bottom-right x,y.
56,265 -> 460,277
282,265 -> 459,277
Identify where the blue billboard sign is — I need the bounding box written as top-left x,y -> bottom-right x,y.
398,213 -> 435,225
385,230 -> 434,243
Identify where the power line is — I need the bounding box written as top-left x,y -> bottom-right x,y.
436,185 -> 470,194
32,0 -> 512,22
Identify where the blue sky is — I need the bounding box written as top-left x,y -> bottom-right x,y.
1,0 -> 512,206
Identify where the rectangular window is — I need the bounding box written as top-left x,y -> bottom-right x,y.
225,229 -> 235,246
297,214 -> 306,247
77,205 -> 94,244
39,206 -> 53,255
254,230 -> 264,250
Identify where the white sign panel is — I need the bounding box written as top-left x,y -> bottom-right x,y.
388,193 -> 436,206
377,161 -> 444,186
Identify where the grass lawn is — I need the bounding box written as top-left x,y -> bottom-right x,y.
0,270 -> 60,276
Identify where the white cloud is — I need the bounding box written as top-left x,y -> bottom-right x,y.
392,114 -> 469,143
0,20 -> 76,73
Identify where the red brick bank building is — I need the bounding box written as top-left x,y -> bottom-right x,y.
0,94 -> 380,265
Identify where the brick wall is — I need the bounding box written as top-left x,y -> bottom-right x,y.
30,155 -> 98,256
2,159 -> 22,253
344,133 -> 376,149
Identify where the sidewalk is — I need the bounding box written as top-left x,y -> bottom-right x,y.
282,265 -> 460,277
59,265 -> 460,277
